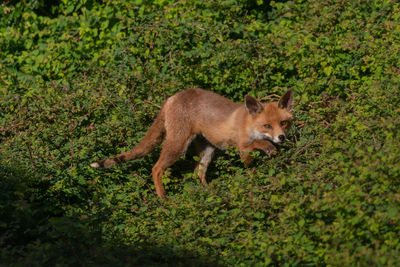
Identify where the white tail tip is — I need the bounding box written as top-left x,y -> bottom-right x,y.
90,162 -> 100,168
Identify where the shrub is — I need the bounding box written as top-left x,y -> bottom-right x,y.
1,0 -> 400,265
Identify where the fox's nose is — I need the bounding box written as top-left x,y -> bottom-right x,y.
278,135 -> 286,142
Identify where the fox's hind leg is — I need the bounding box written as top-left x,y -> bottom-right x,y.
152,131 -> 194,199
193,138 -> 215,185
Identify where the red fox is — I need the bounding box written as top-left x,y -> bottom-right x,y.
91,88 -> 294,199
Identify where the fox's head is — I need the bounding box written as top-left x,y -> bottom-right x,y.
245,90 -> 294,144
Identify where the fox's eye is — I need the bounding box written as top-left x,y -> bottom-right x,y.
264,124 -> 272,129
280,121 -> 288,126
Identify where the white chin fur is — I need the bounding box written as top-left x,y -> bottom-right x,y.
90,162 -> 100,168
273,137 -> 282,144
248,130 -> 284,144
249,130 -> 272,142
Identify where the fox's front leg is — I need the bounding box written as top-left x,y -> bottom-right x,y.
240,140 -> 277,167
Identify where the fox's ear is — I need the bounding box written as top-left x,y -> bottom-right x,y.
278,89 -> 294,111
245,95 -> 264,115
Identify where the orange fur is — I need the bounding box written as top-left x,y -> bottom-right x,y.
91,88 -> 294,199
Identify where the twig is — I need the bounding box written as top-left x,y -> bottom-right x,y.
292,139 -> 318,158
371,133 -> 380,150
142,100 -> 161,109
248,168 -> 255,233
26,142 -> 37,171
135,174 -> 161,203
260,94 -> 281,101
70,136 -> 74,178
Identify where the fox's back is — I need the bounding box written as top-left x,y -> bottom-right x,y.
162,89 -> 242,146
165,88 -> 240,125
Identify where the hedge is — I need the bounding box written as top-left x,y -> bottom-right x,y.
1,0 -> 399,265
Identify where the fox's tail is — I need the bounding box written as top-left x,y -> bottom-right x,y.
90,111 -> 165,169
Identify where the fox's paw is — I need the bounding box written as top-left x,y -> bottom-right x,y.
268,149 -> 277,156
265,145 -> 277,156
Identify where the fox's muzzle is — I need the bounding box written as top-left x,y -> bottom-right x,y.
271,134 -> 286,144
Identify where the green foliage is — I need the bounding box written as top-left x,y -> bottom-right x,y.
1,0 -> 400,265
